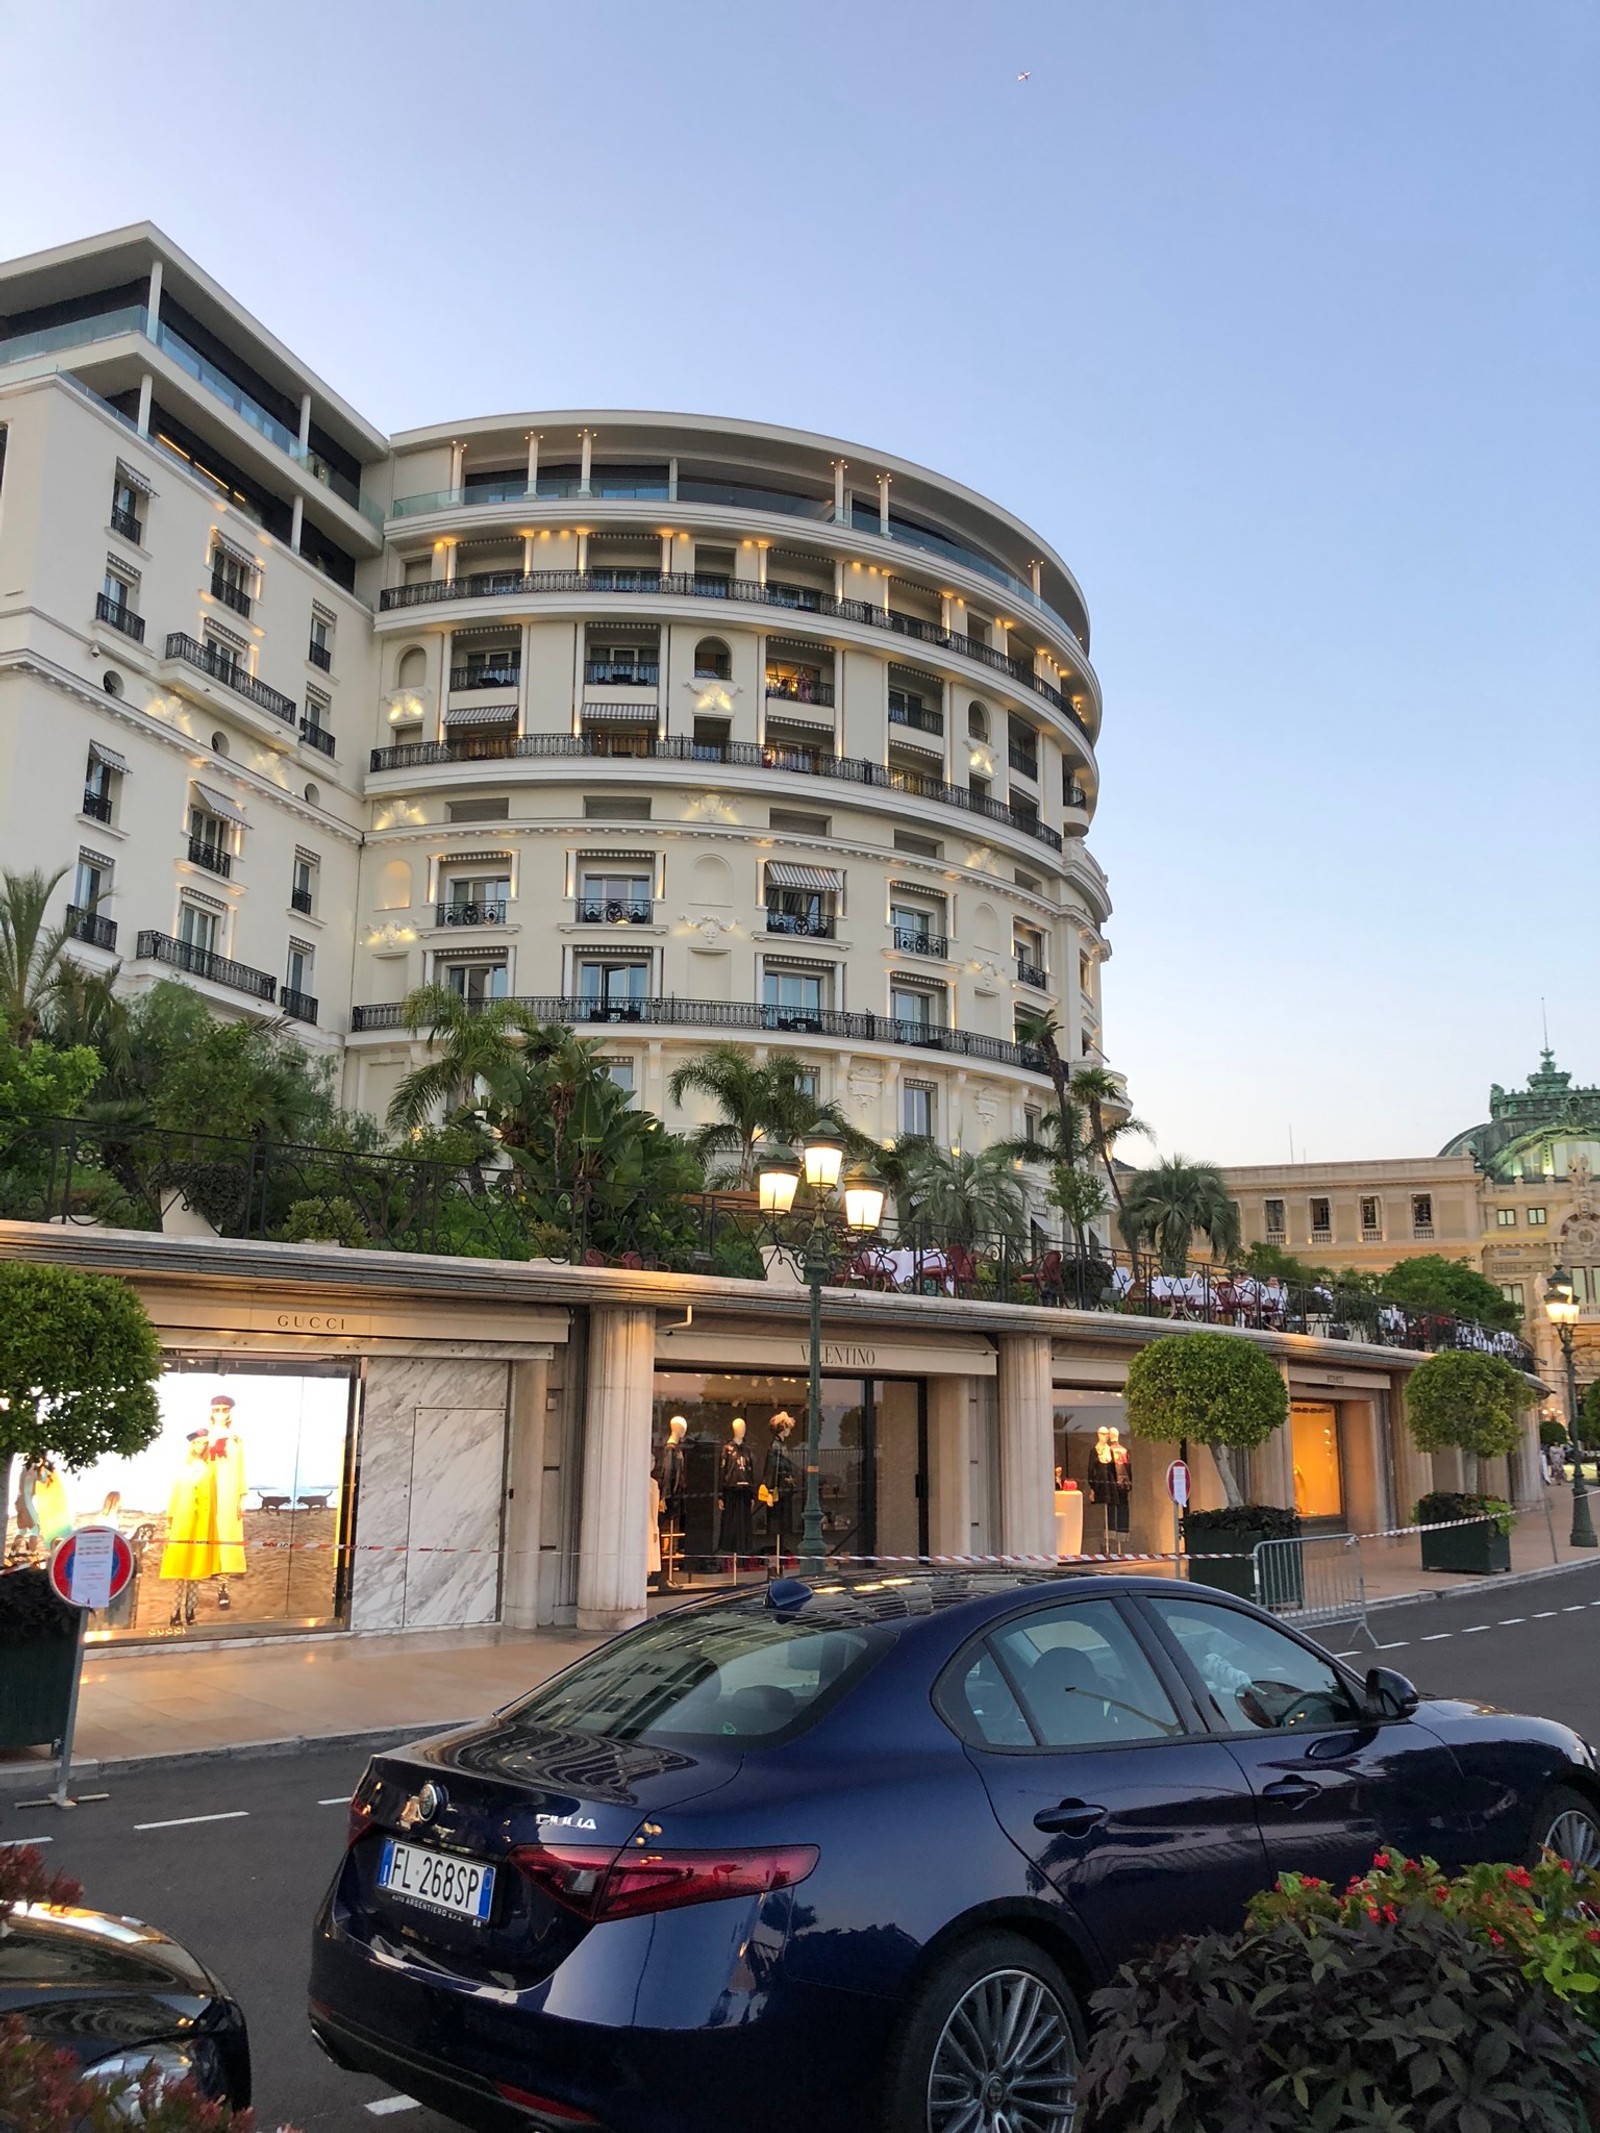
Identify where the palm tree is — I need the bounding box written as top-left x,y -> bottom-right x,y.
1120,1156 -> 1241,1274
900,1143 -> 1027,1249
386,986 -> 548,1137
1069,1062 -> 1148,1225
0,867 -> 74,1050
666,1044 -> 847,1186
1013,1008 -> 1076,1159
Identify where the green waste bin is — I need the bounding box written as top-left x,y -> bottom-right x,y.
0,1569 -> 80,1753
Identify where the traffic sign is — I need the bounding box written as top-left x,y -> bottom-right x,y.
1165,1460 -> 1190,1509
48,1527 -> 134,1611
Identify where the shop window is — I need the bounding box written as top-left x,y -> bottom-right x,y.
1497,1207 -> 1518,1227
1290,1403 -> 1342,1522
0,1362 -> 359,1640
1527,1207 -> 1548,1226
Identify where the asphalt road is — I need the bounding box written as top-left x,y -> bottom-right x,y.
5,1558 -> 1600,2133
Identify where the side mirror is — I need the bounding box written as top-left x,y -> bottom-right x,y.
1363,1665 -> 1420,1721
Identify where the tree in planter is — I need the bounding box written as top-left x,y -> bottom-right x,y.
1124,1331 -> 1288,1509
1405,1348 -> 1534,1491
0,1265 -> 163,1550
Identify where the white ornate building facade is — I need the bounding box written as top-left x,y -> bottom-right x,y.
0,224 -> 1112,1154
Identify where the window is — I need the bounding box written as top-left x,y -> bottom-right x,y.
209,541 -> 254,618
890,982 -> 945,1031
291,853 -> 317,916
302,687 -> 333,754
462,642 -> 519,685
1500,1283 -> 1525,1309
763,966 -> 828,1023
1411,1193 -> 1434,1237
1360,1195 -> 1381,1235
693,637 -> 731,680
441,959 -> 507,1002
583,795 -> 651,822
895,830 -> 943,860
448,797 -> 511,823
1497,1207 -> 1518,1228
1024,1107 -> 1041,1144
73,849 -> 112,913
202,624 -> 245,675
1309,1197 -> 1331,1240
111,469 -> 145,543
579,870 -> 652,922
602,1058 -> 636,1100
979,1600 -> 1185,1749
444,872 -> 511,923
968,702 -> 989,741
586,636 -> 659,685
1014,868 -> 1040,893
769,807 -> 830,837
177,900 -> 219,955
1147,1596 -> 1359,1735
285,940 -> 314,995
1528,1207 -> 1548,1226
1015,925 -> 1046,982
1264,1198 -> 1286,1237
83,747 -> 119,824
577,959 -> 650,1011
403,557 -> 433,586
308,609 -> 334,671
903,1081 -> 936,1138
1007,718 -> 1039,781
187,804 -> 231,874
102,561 -> 137,618
793,1067 -> 819,1101
891,899 -> 943,949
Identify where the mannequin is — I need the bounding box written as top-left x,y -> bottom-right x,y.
656,1416 -> 689,1588
203,1395 -> 247,1611
762,1411 -> 800,1561
160,1430 -> 220,1627
718,1417 -> 756,1564
1088,1424 -> 1133,1548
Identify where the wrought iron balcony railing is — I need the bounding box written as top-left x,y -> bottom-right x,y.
765,910 -> 836,938
1015,957 -> 1049,989
66,906 -> 117,950
299,719 -> 335,756
135,931 -> 276,1001
893,928 -> 948,957
210,570 -> 252,618
280,987 -> 319,1024
81,788 -> 114,823
95,592 -> 145,642
188,837 -> 232,878
110,504 -> 143,544
164,634 -> 296,724
436,900 -> 509,926
308,639 -> 333,671
574,897 -> 654,925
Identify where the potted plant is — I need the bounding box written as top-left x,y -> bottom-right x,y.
1405,1350 -> 1534,1574
1124,1331 -> 1296,1600
1416,1490 -> 1515,1574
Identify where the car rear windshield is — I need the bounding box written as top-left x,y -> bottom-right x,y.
508,1608 -> 889,1746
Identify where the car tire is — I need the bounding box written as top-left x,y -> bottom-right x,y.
882,1928 -> 1085,2133
1527,1784 -> 1600,1871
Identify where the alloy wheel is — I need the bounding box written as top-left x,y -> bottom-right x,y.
1544,1808 -> 1600,1869
927,1966 -> 1078,2133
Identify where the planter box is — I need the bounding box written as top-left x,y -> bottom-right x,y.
1184,1525 -> 1303,1604
0,1631 -> 78,1752
1420,1522 -> 1511,1576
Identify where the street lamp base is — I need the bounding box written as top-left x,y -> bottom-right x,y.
1572,1493 -> 1598,1550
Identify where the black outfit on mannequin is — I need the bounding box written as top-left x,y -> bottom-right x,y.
1089,1445 -> 1133,1536
719,1440 -> 756,1558
763,1434 -> 799,1554
658,1439 -> 688,1529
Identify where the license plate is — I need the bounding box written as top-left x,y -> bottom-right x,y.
378,1838 -> 495,1923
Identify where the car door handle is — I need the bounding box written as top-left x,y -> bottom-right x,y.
1033,1800 -> 1107,1836
1262,1774 -> 1322,1807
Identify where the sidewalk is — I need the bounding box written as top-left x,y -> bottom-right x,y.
4,1485 -> 1594,1783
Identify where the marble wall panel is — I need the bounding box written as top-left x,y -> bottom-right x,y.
404,1402 -> 506,1628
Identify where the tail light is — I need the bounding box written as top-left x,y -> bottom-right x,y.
509,1840 -> 818,1924
492,2080 -> 601,2123
347,1793 -> 374,1848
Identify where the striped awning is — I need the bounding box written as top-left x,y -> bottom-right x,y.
210,533 -> 258,574
766,862 -> 844,892
89,739 -> 129,774
449,849 -> 514,865
445,702 -> 518,729
579,848 -> 657,864
764,713 -> 833,736
115,459 -> 154,497
889,881 -> 945,901
581,702 -> 658,725
889,736 -> 943,763
192,781 -> 248,827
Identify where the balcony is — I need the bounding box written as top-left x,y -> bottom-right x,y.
584,661 -> 659,687
379,571 -> 1091,738
66,906 -> 117,951
308,639 -> 333,672
766,678 -> 835,708
1413,1224 -> 1435,1241
436,900 -> 508,927
893,928 -> 949,958
889,701 -> 943,736
766,910 -> 836,939
1007,744 -> 1039,781
210,571 -> 252,619
1064,781 -> 1089,810
368,731 -> 1064,852
1015,957 -> 1048,989
81,788 -> 114,823
188,837 -> 232,879
1311,1227 -> 1332,1245
349,993 -> 1051,1072
290,887 -> 314,915
281,987 -> 319,1025
165,634 -> 296,725
110,504 -> 143,544
299,719 -> 335,757
451,663 -> 522,691
574,897 -> 653,925
136,930 -> 276,1002
94,592 -> 145,643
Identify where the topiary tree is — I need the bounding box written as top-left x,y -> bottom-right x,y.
1404,1349 -> 1535,1490
1577,1378 -> 1600,1450
0,1263 -> 162,1541
1124,1331 -> 1288,1508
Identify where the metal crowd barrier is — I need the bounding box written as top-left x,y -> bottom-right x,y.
1252,1533 -> 1377,1647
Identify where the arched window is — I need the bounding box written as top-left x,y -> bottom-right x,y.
968,701 -> 989,741
397,646 -> 426,689
694,637 -> 731,681
376,859 -> 413,911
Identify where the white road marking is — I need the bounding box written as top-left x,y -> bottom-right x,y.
1564,1605 -> 1587,1613
365,2098 -> 420,2117
1462,1625 -> 1490,1634
1376,1641 -> 1411,1651
133,1811 -> 250,1832
1422,1632 -> 1453,1642
0,1836 -> 52,1846
1533,1611 -> 1560,1619
318,1796 -> 350,1806
1499,1618 -> 1526,1626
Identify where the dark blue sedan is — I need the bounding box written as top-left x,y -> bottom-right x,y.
308,1571 -> 1600,2133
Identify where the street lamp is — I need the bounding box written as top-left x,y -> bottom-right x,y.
1544,1267 -> 1594,1550
756,1137 -> 887,1569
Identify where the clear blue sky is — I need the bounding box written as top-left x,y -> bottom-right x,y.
4,0 -> 1595,1164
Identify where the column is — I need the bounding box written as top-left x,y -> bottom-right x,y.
877,472 -> 891,531
576,1305 -> 657,1630
146,260 -> 162,331
579,429 -> 594,496
437,629 -> 453,739
1031,560 -> 1043,597
449,440 -> 466,493
501,1356 -> 550,1628
443,541 -> 457,585
660,533 -> 673,575
298,390 -> 313,448
927,1377 -> 973,1558
997,1332 -> 1056,1558
526,431 -> 540,493
136,373 -> 153,436
290,496 -> 304,553
522,535 -> 535,574
667,456 -> 678,502
576,532 -> 589,573
517,622 -> 532,733
756,542 -> 769,587
833,559 -> 846,602
832,460 -> 848,522
1387,1375 -> 1431,1528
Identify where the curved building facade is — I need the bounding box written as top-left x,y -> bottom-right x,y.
0,226 -> 1113,1159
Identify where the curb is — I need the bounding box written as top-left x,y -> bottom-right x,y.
1364,1549 -> 1600,1619
0,1720 -> 476,1795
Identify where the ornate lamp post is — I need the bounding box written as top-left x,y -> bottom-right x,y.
1544,1267 -> 1594,1550
756,1134 -> 886,1570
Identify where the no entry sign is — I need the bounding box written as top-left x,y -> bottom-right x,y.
48,1527 -> 134,1611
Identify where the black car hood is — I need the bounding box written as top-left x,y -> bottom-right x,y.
0,1905 -> 221,2005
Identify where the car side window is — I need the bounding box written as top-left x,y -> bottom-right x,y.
952,1645 -> 1035,1747
1145,1596 -> 1361,1734
990,1599 -> 1185,1749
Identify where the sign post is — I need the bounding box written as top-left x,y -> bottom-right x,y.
1165,1460 -> 1190,1580
18,1528 -> 132,1813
